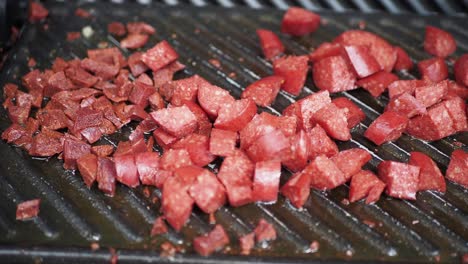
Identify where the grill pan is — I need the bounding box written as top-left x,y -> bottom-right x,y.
0,1 -> 467,263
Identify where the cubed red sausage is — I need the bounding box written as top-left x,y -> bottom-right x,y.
252,161 -> 281,202
77,153 -> 98,187
16,199 -> 40,220
408,151 -> 446,193
45,71 -> 75,96
441,97 -> 467,132
305,155 -> 347,190
214,99 -> 257,132
454,54 -> 468,87
240,113 -> 280,149
128,81 -> 155,108
151,217 -> 168,236
162,176 -> 194,231
364,111 -> 408,145
331,97 -> 366,128
65,67 -> 98,88
280,172 -> 310,208
385,92 -> 426,118
424,26 -> 456,58
417,57 -> 448,83
446,150 -> 468,188
36,109 -> 69,130
312,55 -> 356,93
108,22 -> 126,37
239,233 -> 255,255
148,92 -> 165,111
126,22 -> 156,35
197,83 -> 235,119
241,76 -> 283,107
153,61 -> 185,89
333,30 -> 397,72
446,80 -> 468,100
378,161 -> 420,200
331,148 -> 371,181
29,2 -> 48,22
172,133 -> 215,167
135,152 -> 161,186
80,59 -> 119,81
97,157 -> 116,196
273,55 -> 309,96
407,103 -> 456,141
343,45 -> 381,78
160,149 -> 193,172
217,150 -> 254,207
141,40 -> 179,72
311,103 -> 351,141
282,130 -> 309,172
127,52 -> 148,77
256,29 -> 285,60
189,168 -> 226,213
307,125 -> 339,159
63,138 -> 91,170
183,101 -> 212,136
349,170 -> 385,204
388,79 -> 426,99
246,129 -> 289,162
168,75 -> 205,107
209,128 -> 238,157
92,145 -> 114,158
285,90 -> 331,132
74,107 -> 103,132
87,46 -> 125,69
152,128 -> 178,150
393,46 -> 413,71
414,80 -> 448,108
281,7 -> 320,36
356,71 -> 399,97
29,129 -> 63,157
309,42 -> 343,63
254,219 -> 277,243
120,34 -> 149,49
193,225 -> 229,256
150,105 -> 198,138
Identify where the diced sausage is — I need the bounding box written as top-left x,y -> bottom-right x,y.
414,80 -> 448,108
239,233 -> 255,255
214,99 -> 257,132
349,170 -> 385,204
343,45 -> 381,78
108,22 -> 126,37
129,81 -> 155,108
282,130 -> 309,172
193,225 -> 230,256
385,92 -> 426,118
120,34 -> 149,49
378,161 -> 420,200
364,111 -> 408,145
160,149 -> 193,172
387,79 -> 426,99
424,26 -> 456,58
141,40 -> 179,72
273,55 -> 309,96
446,150 -> 467,188
280,172 -> 310,208
63,138 -> 91,170
241,76 -> 283,107
252,161 -> 281,202
454,54 -> 468,87
183,101 -> 212,136
406,102 -> 456,141
151,217 -> 168,236
311,103 -> 351,141
188,168 -> 226,213
441,96 -> 467,132
162,175 -> 194,231
256,29 -> 285,60
77,153 -> 98,187
172,133 -> 215,167
312,55 -> 356,93
281,7 -> 320,36
307,125 -> 339,159
417,57 -> 448,83
356,71 -> 399,97
209,128 -> 238,157
150,105 -> 198,138
16,199 -> 40,220
127,52 -> 148,77
29,129 -> 63,157
246,129 -> 289,162
29,2 -> 48,22
331,97 -> 366,128
114,154 -> 139,188
409,151 -> 446,192
254,219 -> 277,243
91,145 -> 114,157
197,83 -> 235,119
309,42 -> 343,63
305,155 -> 347,190
135,152 -> 160,186
153,128 -> 178,150
284,90 -> 331,132
97,157 -> 116,196
126,22 -> 156,35
393,46 -> 413,71
331,148 -> 371,181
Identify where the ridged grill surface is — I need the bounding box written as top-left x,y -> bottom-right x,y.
0,2 -> 466,263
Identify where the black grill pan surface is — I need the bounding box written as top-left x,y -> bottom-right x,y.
0,1 -> 467,263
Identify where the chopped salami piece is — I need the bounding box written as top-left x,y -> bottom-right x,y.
305,155 -> 347,190
333,30 -> 397,72
378,161 -> 420,200
16,199 -> 40,220
73,107 -> 103,131
81,58 -> 119,80
162,175 -> 194,231
2,123 -> 27,144
120,34 -> 149,49
141,40 -> 178,72
63,138 -> 91,170
29,129 -> 63,157
172,134 -> 214,167
114,155 -> 139,188
51,58 -> 68,72
67,32 -> 81,41
160,149 -> 193,172
286,90 -> 331,131
217,150 -> 254,207
148,92 -> 165,111
150,105 -> 198,138
280,172 -> 310,208
97,157 -> 116,196
343,45 -> 381,78
273,55 -> 309,96
29,2 -> 48,22
136,73 -> 153,86
441,97 -> 467,132
65,67 -> 99,88
349,170 -> 385,204
254,219 -> 277,243
182,101 -> 212,136
91,145 -> 114,157
409,151 -> 446,192
241,76 -> 283,107
36,109 -> 69,130
239,233 -> 255,255
454,54 -> 468,87
281,7 -> 320,36
282,130 -> 309,172
197,83 -> 235,119
168,75 -> 205,106
193,225 -> 230,256
332,97 -> 366,128
127,52 -> 148,77
307,125 -> 339,159
252,161 -> 281,202
81,126 -> 103,144
424,26 -> 456,58
189,168 -> 226,213
128,81 -> 155,108
417,57 -> 448,83
246,129 -> 289,162
407,103 -> 456,141
393,46 -> 413,71
309,42 -> 343,63
311,103 -> 351,141
87,47 -> 126,67
46,71 -> 75,96
364,111 -> 408,145
153,128 -> 178,150
446,80 -> 468,100
356,71 -> 399,97
151,217 -> 168,236
126,22 -> 156,35
153,61 -> 185,88
77,153 -> 98,187
312,55 -> 356,93
209,128 -> 238,157
256,29 -> 285,60
108,22 -> 126,36
386,92 -> 426,118
446,150 -> 468,187
414,80 -> 448,108
331,148 -> 371,181
214,99 -> 257,132
388,79 -> 426,99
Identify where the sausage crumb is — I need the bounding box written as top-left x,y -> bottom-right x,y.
309,240 -> 320,252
